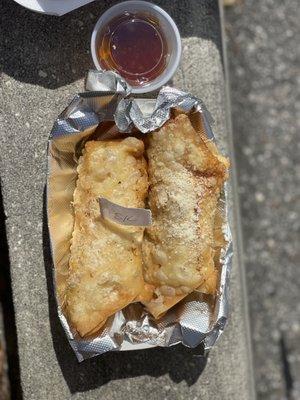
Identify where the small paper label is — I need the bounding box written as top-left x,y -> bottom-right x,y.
99,198 -> 152,226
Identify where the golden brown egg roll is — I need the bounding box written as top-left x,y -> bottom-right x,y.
64,137 -> 148,337
142,114 -> 229,318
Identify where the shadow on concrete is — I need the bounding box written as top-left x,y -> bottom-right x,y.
42,189 -> 207,394
1,0 -> 222,90
0,181 -> 23,400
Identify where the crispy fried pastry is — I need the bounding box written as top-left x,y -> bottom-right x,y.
65,138 -> 148,337
142,114 -> 229,318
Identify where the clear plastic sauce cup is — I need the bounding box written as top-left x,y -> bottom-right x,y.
91,1 -> 182,94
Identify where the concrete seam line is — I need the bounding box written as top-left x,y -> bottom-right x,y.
218,1 -> 257,399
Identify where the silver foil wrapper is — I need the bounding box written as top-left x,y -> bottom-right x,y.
47,70 -> 233,362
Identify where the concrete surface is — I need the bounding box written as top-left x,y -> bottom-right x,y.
0,0 -> 254,399
0,188 -> 11,400
225,1 -> 300,399
0,308 -> 10,400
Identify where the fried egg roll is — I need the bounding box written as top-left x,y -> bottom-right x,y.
142,114 -> 229,318
65,137 -> 148,337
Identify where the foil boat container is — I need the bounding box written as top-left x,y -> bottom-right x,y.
46,70 -> 233,361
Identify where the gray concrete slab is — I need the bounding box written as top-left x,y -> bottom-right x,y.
0,0 -> 254,399
225,1 -> 300,399
0,307 -> 10,400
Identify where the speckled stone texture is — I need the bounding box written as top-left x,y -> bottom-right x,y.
225,1 -> 300,399
0,0 -> 254,399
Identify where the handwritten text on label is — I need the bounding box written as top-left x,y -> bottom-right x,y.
98,197 -> 152,226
